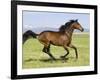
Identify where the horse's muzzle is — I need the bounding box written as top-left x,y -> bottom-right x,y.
81,28 -> 84,32
79,28 -> 84,32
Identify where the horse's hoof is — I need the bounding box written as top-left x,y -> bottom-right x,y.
62,59 -> 67,63
53,58 -> 56,61
52,57 -> 56,61
74,58 -> 78,62
60,56 -> 65,59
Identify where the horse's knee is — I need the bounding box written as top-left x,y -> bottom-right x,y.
42,47 -> 47,53
43,44 -> 50,53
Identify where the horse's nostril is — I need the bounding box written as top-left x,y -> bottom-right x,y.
80,28 -> 84,32
82,28 -> 84,32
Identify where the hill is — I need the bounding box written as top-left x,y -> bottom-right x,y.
23,27 -> 89,33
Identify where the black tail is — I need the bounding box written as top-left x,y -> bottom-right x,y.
23,30 -> 38,44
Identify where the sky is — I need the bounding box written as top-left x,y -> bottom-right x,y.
23,11 -> 90,32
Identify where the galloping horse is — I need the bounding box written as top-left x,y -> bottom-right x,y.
23,19 -> 84,60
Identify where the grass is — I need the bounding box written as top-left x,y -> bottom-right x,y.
22,32 -> 90,69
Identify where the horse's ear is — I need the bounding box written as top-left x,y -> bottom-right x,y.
75,19 -> 78,22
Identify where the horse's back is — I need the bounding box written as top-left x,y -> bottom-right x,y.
38,31 -> 56,41
38,31 -> 70,46
38,31 -> 62,40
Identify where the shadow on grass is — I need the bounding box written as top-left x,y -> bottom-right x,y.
24,57 -> 75,63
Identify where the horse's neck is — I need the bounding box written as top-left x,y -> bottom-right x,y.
66,27 -> 74,39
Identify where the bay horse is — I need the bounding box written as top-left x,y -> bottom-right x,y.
23,19 -> 84,61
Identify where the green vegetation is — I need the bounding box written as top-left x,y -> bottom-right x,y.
22,33 -> 90,69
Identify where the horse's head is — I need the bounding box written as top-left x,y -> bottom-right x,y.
59,19 -> 84,32
71,19 -> 84,32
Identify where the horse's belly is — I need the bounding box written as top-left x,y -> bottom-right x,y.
50,38 -> 70,46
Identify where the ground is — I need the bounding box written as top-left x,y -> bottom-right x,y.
22,32 -> 89,69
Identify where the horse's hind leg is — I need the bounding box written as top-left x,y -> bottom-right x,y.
42,45 -> 56,60
68,44 -> 78,59
42,46 -> 47,53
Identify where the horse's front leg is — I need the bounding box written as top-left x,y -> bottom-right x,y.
68,44 -> 78,59
60,46 -> 69,59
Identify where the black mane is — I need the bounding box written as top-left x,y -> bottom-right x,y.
59,20 -> 76,32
